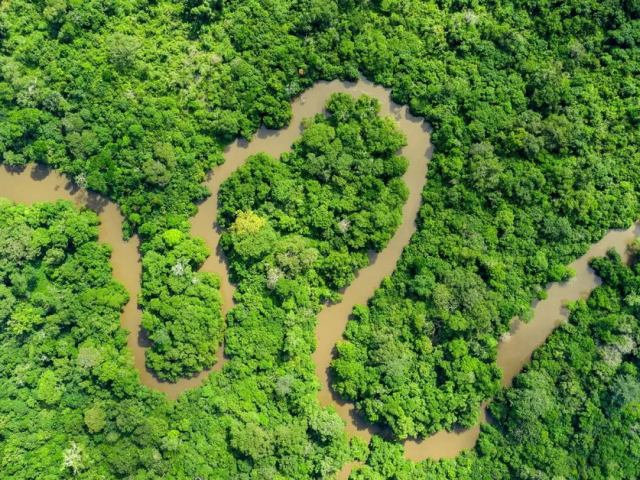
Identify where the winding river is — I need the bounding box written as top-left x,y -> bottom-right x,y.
1,77 -> 639,470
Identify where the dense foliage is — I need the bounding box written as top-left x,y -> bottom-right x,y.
0,200 -> 354,478
331,0 -> 640,437
218,92 -> 408,290
0,89 -> 409,477
353,250 -> 640,479
0,0 -> 360,235
0,200 -> 164,478
212,91 -> 407,382
0,0 -> 356,382
2,0 -> 640,477
139,228 -> 224,381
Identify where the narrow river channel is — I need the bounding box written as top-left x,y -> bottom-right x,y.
1,77 -> 638,469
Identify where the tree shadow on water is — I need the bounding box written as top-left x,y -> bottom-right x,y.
64,180 -> 111,214
138,325 -> 152,349
30,164 -> 50,181
3,164 -> 27,175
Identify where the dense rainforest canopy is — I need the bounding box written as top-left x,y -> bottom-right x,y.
218,92 -> 409,289
139,227 -> 224,381
1,0 -> 640,477
0,199 -> 354,478
354,250 -> 640,478
0,93 -> 409,478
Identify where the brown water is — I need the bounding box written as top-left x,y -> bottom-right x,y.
0,78 -> 431,400
1,77 -> 638,470
395,221 -> 640,465
189,77 -> 433,400
0,163 -> 220,393
310,83 -> 432,433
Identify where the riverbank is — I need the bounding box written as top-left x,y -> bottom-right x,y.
2,77 -> 638,467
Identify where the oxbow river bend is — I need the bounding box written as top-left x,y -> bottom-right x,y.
2,77 -> 639,469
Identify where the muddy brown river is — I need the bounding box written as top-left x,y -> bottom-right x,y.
1,77 -> 638,470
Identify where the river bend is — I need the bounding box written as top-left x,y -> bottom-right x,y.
1,77 -> 637,466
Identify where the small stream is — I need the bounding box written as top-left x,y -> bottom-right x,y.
1,77 -> 636,469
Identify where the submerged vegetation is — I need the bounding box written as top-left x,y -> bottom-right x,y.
1,0 -> 640,477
